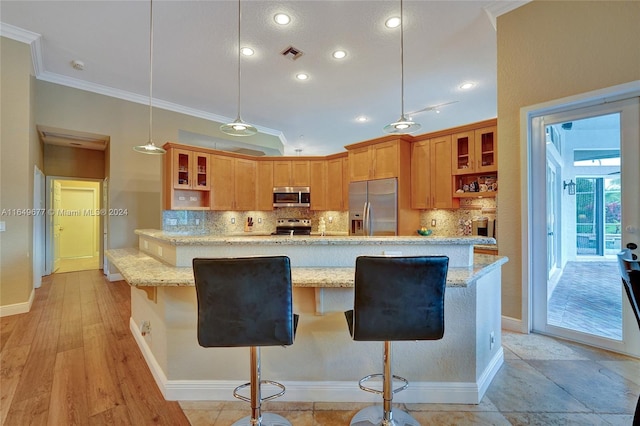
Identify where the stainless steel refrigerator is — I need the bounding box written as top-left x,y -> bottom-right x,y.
349,178 -> 398,236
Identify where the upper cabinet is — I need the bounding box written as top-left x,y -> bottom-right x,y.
347,139 -> 403,182
210,155 -> 256,211
256,161 -> 274,211
326,154 -> 349,211
411,136 -> 459,209
309,160 -> 327,211
273,160 -> 309,187
164,145 -> 210,210
452,125 -> 497,175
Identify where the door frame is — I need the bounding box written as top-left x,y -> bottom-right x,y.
33,166 -> 46,284
521,81 -> 640,356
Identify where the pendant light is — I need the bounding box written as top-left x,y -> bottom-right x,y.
220,0 -> 257,137
383,0 -> 421,134
134,0 -> 166,154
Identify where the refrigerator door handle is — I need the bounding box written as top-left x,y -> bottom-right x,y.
365,202 -> 372,236
361,202 -> 367,236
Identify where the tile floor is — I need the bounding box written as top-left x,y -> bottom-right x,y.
180,331 -> 640,425
548,260 -> 622,339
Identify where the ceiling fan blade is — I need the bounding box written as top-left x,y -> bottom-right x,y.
408,100 -> 459,116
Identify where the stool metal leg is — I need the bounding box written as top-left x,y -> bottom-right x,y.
350,342 -> 420,426
232,347 -> 292,426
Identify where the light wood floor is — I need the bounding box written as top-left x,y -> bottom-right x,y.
0,270 -> 189,425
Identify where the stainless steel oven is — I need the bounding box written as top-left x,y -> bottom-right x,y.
273,187 -> 310,208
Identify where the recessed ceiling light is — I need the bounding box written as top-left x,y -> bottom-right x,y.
459,82 -> 476,90
240,47 -> 254,56
356,116 -> 368,122
274,13 -> 291,25
296,73 -> 309,81
332,50 -> 347,60
385,16 -> 401,28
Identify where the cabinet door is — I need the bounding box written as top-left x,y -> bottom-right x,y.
256,161 -> 274,211
326,158 -> 344,210
291,160 -> 310,186
451,131 -> 475,175
371,141 -> 398,179
342,157 -> 349,210
411,141 -> 432,209
273,161 -> 292,187
210,155 -> 235,210
431,136 -> 458,209
474,126 -> 497,173
349,146 -> 371,182
234,158 -> 256,210
309,160 -> 327,210
173,148 -> 193,189
193,152 -> 210,190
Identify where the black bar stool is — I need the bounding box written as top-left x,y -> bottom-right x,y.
344,255 -> 449,426
193,256 -> 297,426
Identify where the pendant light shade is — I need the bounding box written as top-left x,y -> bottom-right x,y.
134,0 -> 166,154
384,0 -> 421,135
221,0 -> 256,137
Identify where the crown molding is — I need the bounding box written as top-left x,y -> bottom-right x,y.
1,22 -> 44,75
2,22 -> 286,144
483,1 -> 531,30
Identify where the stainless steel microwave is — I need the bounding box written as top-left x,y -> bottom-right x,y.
273,186 -> 311,208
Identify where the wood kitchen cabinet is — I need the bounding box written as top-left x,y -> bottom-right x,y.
210,155 -> 256,210
163,144 -> 211,210
411,136 -> 459,209
452,125 -> 497,175
325,154 -> 349,210
347,139 -> 404,182
273,160 -> 310,187
309,160 -> 327,210
256,160 -> 274,211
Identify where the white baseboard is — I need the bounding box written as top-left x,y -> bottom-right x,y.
502,315 -> 524,333
0,288 -> 35,317
129,317 -> 504,404
108,273 -> 123,282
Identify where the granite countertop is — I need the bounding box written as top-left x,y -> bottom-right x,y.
135,229 -> 496,246
106,248 -> 508,289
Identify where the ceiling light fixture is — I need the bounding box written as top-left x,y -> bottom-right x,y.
384,0 -> 421,135
459,82 -> 475,90
296,73 -> 309,81
385,16 -> 401,28
356,116 -> 368,122
221,0 -> 257,137
332,50 -> 347,59
274,13 -> 291,25
240,47 -> 254,56
133,0 -> 166,155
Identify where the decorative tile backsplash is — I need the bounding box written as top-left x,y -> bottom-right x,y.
162,197 -> 496,238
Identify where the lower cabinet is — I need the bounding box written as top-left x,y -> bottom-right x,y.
411,136 -> 459,209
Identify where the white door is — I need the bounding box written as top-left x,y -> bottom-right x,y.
102,177 -> 109,274
53,181 -> 62,272
531,97 -> 640,356
59,187 -> 97,259
33,167 -> 45,286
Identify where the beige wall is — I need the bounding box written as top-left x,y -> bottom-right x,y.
0,38 -> 41,307
497,0 -> 640,319
44,145 -> 105,179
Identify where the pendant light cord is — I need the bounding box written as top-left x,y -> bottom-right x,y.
400,0 -> 405,118
236,0 -> 242,120
148,0 -> 154,143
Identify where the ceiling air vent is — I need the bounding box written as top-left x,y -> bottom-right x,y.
281,46 -> 304,60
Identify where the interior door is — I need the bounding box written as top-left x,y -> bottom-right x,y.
59,187 -> 96,258
53,181 -> 62,272
532,97 -> 640,356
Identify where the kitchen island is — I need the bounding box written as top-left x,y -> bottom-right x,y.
107,230 -> 507,404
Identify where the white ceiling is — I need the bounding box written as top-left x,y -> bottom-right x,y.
1,1 -> 526,156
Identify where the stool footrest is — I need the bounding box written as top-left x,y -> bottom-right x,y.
358,373 -> 409,395
233,380 -> 286,403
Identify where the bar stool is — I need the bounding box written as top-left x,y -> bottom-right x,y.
193,256 -> 297,426
344,255 -> 449,426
